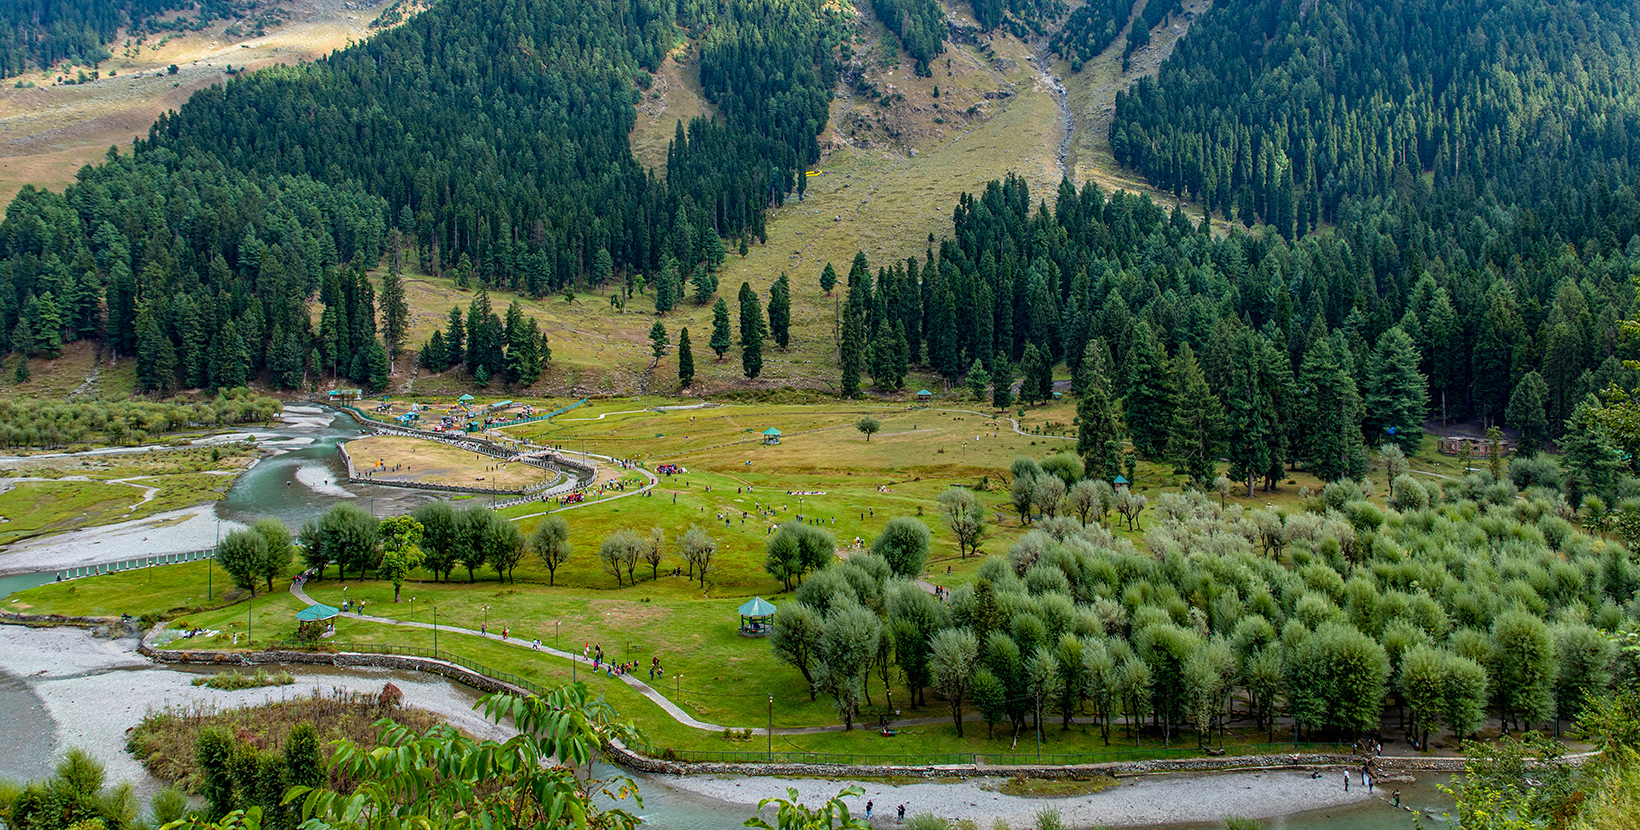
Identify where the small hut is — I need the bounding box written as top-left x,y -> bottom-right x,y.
738,596 -> 776,636
458,394 -> 476,404
327,389 -> 362,402
917,389 -> 933,403
1113,474 -> 1130,490
763,427 -> 782,445
296,603 -> 340,637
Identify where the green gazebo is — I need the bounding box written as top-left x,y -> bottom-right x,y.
762,427 -> 782,445
296,603 -> 340,636
738,596 -> 776,636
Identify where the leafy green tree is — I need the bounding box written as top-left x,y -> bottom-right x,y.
929,627 -> 979,736
483,516 -> 524,583
817,600 -> 882,729
216,529 -> 268,596
283,722 -> 324,790
411,502 -> 458,582
377,515 -> 424,601
321,503 -> 380,581
871,516 -> 930,578
937,487 -> 986,558
1492,610 -> 1558,729
771,602 -> 825,699
856,415 -> 881,441
528,515 -> 571,586
679,525 -> 717,588
250,518 -> 293,593
1566,394 -> 1623,505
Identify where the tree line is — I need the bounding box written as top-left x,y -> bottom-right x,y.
772,455 -> 1640,747
825,171 -> 1638,476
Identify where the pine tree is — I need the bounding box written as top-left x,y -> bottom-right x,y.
993,352 -> 1014,410
1299,337 -> 1368,481
1506,372 -> 1551,455
1123,322 -> 1172,458
691,262 -> 716,305
966,358 -> 991,400
1073,338 -> 1112,396
136,307 -> 177,395
1076,366 -> 1122,480
1364,327 -> 1428,454
379,263 -> 410,370
840,301 -> 864,398
742,308 -> 764,379
1167,342 -> 1225,487
819,262 -> 838,295
1222,331 -> 1269,497
212,321 -> 249,390
678,327 -> 695,387
649,320 -> 669,363
444,306 -> 464,371
1019,343 -> 1051,404
655,256 -> 680,314
363,338 -> 390,391
768,274 -> 791,349
710,297 -> 733,359
421,329 -> 447,371
1562,394 -> 1620,504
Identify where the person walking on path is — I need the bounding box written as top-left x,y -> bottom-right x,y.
1343,772 -> 1350,792
897,804 -> 905,822
865,801 -> 872,820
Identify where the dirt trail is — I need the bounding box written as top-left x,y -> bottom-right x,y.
1028,40 -> 1074,182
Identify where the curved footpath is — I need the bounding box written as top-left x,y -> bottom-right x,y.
284,581 -> 1596,776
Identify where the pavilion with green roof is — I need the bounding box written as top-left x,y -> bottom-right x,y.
738,596 -> 776,636
762,427 -> 782,445
296,603 -> 340,636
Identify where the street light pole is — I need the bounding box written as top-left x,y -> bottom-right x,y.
432,604 -> 438,656
768,694 -> 774,760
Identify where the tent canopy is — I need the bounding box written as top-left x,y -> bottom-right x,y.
296,603 -> 340,622
738,596 -> 776,617
763,427 -> 782,436
458,394 -> 476,402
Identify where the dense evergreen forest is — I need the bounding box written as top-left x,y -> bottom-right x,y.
832,171 -> 1638,471
0,0 -> 863,394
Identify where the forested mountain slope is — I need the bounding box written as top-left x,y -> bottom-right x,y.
1112,0 -> 1640,243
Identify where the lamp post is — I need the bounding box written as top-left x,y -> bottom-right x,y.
432,603 -> 439,655
767,695 -> 774,761
554,620 -> 560,650
483,604 -> 491,633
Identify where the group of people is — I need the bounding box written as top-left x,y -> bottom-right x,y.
861,801 -> 906,823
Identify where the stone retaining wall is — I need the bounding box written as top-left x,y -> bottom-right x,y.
1,610 -> 128,630
138,641 -> 532,698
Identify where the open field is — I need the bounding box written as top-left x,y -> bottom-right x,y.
0,445 -> 255,548
344,435 -> 555,490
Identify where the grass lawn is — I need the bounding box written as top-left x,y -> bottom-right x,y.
8,560 -> 232,617
344,435 -> 555,490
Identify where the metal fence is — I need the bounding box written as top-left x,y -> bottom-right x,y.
55,548 -> 215,582
265,641 -> 555,698
641,746 -> 975,766
988,742 -> 1349,766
